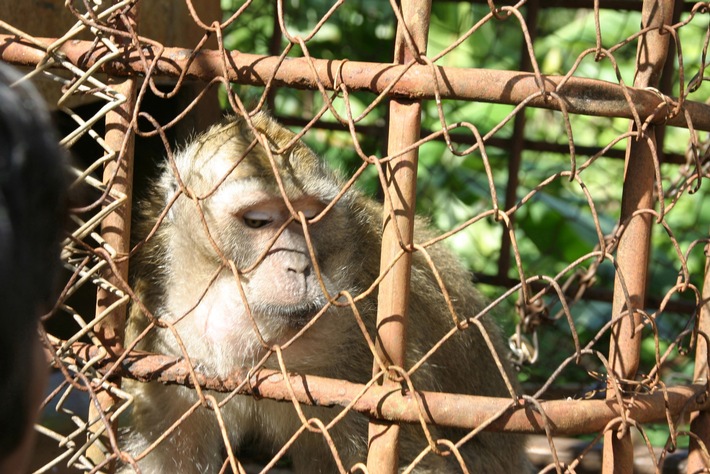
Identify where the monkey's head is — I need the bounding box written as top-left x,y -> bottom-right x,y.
148,113 -> 365,370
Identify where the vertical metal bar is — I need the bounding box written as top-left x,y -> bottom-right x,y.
688,240 -> 710,471
498,0 -> 539,280
366,1 -> 431,473
653,0 -> 683,162
86,78 -> 137,474
266,0 -> 283,111
86,4 -> 138,471
602,0 -> 673,472
95,79 -> 136,355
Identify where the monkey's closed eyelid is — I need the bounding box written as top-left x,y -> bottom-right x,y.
242,210 -> 275,228
296,201 -> 328,220
300,208 -> 319,219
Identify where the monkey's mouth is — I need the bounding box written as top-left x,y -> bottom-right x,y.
262,301 -> 325,329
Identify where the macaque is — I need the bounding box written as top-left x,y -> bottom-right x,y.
122,112 -> 528,473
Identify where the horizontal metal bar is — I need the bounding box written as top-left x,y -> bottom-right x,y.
277,115 -> 687,164
3,35 -> 710,131
461,0 -> 697,12
61,342 -> 710,437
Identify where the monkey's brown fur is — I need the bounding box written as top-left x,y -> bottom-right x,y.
122,113 -> 528,473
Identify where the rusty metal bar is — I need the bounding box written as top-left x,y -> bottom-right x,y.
653,0 -> 683,163
498,0 -> 539,280
2,35 -> 710,131
277,114 -> 689,165
457,0 -> 694,10
474,273 -> 697,314
60,342 -> 710,436
93,80 -> 136,355
602,0 -> 674,472
85,80 -> 136,472
366,2 -> 431,472
85,4 -> 138,472
266,0 -> 283,111
688,240 -> 710,471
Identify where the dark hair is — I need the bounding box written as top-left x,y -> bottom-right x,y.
0,63 -> 68,458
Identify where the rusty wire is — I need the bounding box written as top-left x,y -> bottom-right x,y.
1,0 -> 710,473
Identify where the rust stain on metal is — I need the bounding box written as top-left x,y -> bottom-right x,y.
688,243 -> 710,471
61,341 -> 710,436
366,1 -> 432,472
603,0 -> 674,472
1,35 -> 709,131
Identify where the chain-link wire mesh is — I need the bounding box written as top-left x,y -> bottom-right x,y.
1,0 -> 710,472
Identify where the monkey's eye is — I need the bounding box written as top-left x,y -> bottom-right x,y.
243,211 -> 273,229
299,203 -> 326,221
301,208 -> 318,220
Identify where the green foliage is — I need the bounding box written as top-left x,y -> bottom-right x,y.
281,0 -> 395,62
536,9 -> 641,81
429,3 -> 522,69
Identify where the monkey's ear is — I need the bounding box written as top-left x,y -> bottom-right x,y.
162,175 -> 179,222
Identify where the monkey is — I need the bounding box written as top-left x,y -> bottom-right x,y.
121,112 -> 529,473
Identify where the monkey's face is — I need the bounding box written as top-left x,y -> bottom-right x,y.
158,116 -> 359,369
206,175 -> 349,329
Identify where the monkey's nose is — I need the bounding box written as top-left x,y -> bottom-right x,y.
285,252 -> 311,275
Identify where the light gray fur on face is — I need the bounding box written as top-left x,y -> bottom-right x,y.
122,113 -> 530,473
137,114 -> 359,374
